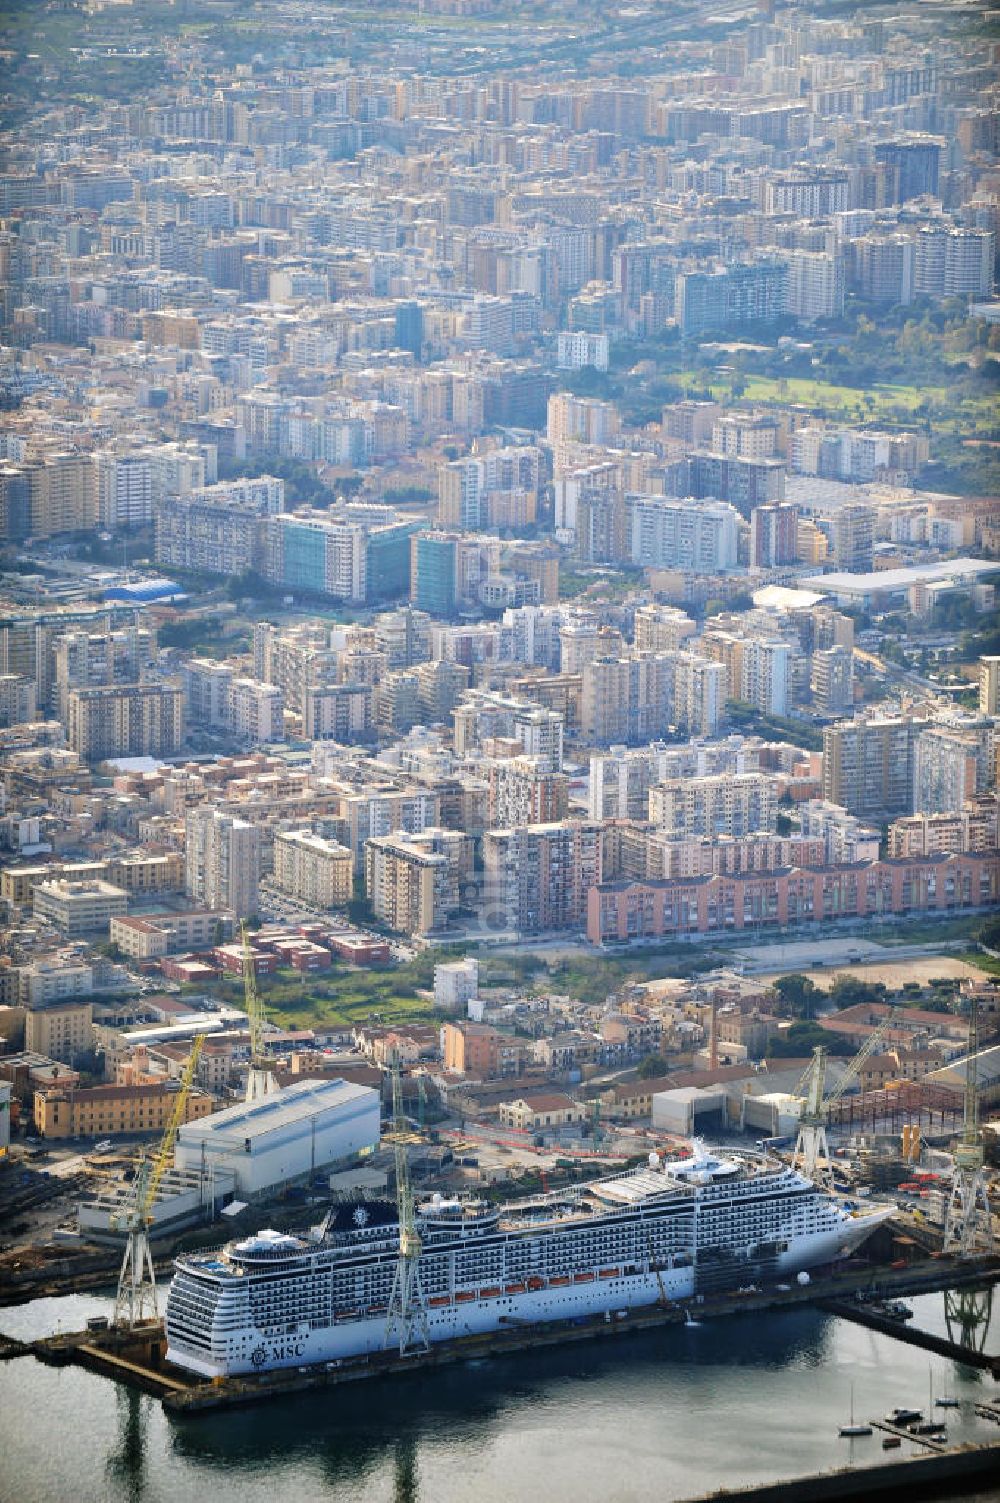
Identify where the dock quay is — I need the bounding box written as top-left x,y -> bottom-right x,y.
0,1250 -> 174,1309
679,1440 -> 1000,1503
819,1297 -> 1000,1379
13,1255 -> 999,1418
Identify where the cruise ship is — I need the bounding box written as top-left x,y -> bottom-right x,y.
165,1142 -> 892,1378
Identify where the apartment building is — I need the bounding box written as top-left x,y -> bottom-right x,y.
441,1021 -> 503,1078
850,233 -> 915,305
579,652 -> 723,746
272,829 -> 353,909
486,755 -> 569,829
453,692 -> 565,771
649,773 -> 777,839
182,658 -> 234,730
627,495 -> 740,571
483,820 -> 602,935
230,677 -> 284,745
262,508 -> 420,605
589,746 -> 657,822
330,784 -> 440,872
24,999 -> 94,1064
913,721 -> 995,815
830,504 -> 875,572
16,958 -> 93,1007
978,657 -> 1000,716
588,852 -> 1000,944
781,249 -> 844,321
675,260 -> 787,336
888,796 -> 999,858
811,645 -> 855,716
750,503 -> 799,569
796,801 -> 881,863
914,226 -> 994,299
51,626 -> 156,721
822,714 -> 929,819
23,451 -> 97,538
557,331 -> 609,372
185,807 -> 261,919
253,621 -> 339,711
740,639 -> 792,717
438,446 -> 540,530
94,451 -> 153,531
2,853 -> 181,906
155,476 -> 284,576
364,831 -> 455,936
304,683 -> 374,743
32,879 -> 128,937
546,393 -> 620,446
633,605 -> 697,654
67,683 -> 184,762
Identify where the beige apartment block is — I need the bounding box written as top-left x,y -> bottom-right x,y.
272,829 -> 353,908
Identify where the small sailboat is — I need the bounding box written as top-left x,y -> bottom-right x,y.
839,1382 -> 873,1438
916,1367 -> 948,1434
683,1308 -> 702,1328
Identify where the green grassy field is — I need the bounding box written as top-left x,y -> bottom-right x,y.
184,944 -> 723,1032
182,957 -> 446,1033
673,370 -> 994,433
957,950 -> 1000,978
266,984 -> 441,1032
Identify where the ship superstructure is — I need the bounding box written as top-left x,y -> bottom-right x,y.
165,1142 -> 892,1378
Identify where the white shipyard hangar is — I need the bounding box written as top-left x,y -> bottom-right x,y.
174,1078 -> 381,1198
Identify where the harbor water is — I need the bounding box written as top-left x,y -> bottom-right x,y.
1,1285 -> 998,1503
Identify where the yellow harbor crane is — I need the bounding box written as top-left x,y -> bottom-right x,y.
943,994 -> 993,1257
384,1051 -> 429,1355
242,922 -> 278,1104
111,1032 -> 205,1328
792,1010 -> 895,1190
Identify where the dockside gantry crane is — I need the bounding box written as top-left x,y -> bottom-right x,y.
384,1051 -> 429,1356
111,1033 -> 205,1328
242,922 -> 278,1104
943,994 -> 993,1258
792,1009 -> 895,1190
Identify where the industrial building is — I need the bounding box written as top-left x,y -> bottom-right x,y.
923,1046 -> 1000,1110
651,1085 -> 728,1135
174,1077 -> 381,1197
78,1163 -> 237,1243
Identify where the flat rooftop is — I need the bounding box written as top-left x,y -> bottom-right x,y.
801,559 -> 997,596
178,1077 -> 377,1142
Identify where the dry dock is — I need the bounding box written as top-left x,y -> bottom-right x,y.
12,1254 -> 999,1418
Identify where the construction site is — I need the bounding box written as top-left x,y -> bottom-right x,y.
0,934 -> 997,1502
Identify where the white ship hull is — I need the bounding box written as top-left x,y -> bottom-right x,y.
166,1179 -> 890,1380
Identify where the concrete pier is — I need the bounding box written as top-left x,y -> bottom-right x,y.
679,1442 -> 1000,1502
869,1420 -> 946,1453
820,1298 -> 1000,1379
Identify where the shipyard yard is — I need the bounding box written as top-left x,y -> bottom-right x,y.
3,936 -> 1000,1501
2,1270 -> 1000,1503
